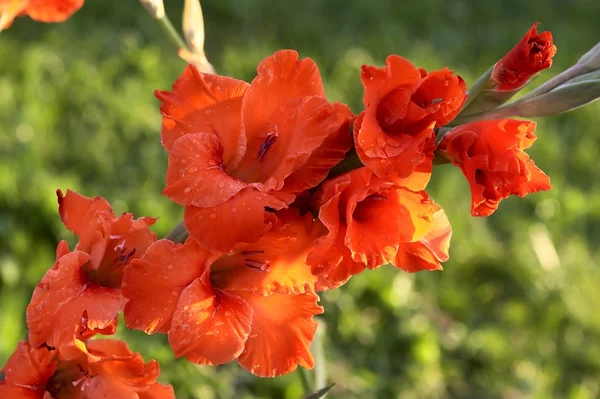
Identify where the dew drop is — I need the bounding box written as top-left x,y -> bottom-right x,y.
167,264 -> 174,270
172,291 -> 178,296
387,138 -> 401,148
224,310 -> 232,317
376,137 -> 386,148
218,181 -> 225,188
364,149 -> 376,158
188,167 -> 198,173
210,213 -> 217,219
184,187 -> 191,193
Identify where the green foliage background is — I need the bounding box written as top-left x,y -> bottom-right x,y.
1,0 -> 600,397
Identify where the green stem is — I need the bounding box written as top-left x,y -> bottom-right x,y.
515,64 -> 589,103
157,13 -> 189,51
327,149 -> 363,178
460,65 -> 494,110
165,221 -> 189,244
450,101 -> 520,125
299,367 -> 313,395
140,0 -> 189,52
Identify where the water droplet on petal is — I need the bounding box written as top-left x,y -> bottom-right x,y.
376,137 -> 386,148
364,149 -> 376,158
184,187 -> 191,193
167,264 -> 174,270
210,213 -> 217,219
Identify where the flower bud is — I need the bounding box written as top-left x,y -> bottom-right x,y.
182,0 -> 214,73
577,42 -> 600,71
140,0 -> 165,20
491,23 -> 556,91
458,23 -> 556,117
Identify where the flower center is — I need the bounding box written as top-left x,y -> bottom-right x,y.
258,133 -> 278,161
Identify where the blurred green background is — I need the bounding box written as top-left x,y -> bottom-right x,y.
1,0 -> 600,398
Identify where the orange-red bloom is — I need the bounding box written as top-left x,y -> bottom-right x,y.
0,0 -> 83,30
0,339 -> 173,398
437,119 -> 552,216
492,23 -> 557,91
122,210 -> 323,377
307,167 -> 452,289
156,49 -> 354,252
354,55 -> 466,187
26,190 -> 156,351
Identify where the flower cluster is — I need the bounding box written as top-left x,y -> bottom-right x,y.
1,190 -> 174,397
3,16 -> 569,393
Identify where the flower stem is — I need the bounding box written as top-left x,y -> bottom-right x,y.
165,221 -> 189,244
140,0 -> 189,52
515,64 -> 589,103
157,13 -> 188,51
299,367 -> 314,394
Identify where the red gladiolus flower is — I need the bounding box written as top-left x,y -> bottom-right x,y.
156,49 -> 354,252
492,23 -> 557,91
437,119 -> 552,217
306,167 -> 452,289
122,210 -> 323,377
354,55 -> 466,187
0,339 -> 173,398
26,190 -> 156,351
0,0 -> 84,30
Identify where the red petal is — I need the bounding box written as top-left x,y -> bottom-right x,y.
25,0 -> 83,23
57,189 -> 112,237
139,383 -> 176,399
210,209 -> 319,295
26,251 -> 125,350
184,189 -> 286,253
438,119 -> 551,217
277,103 -> 355,196
0,0 -> 28,30
241,50 -> 325,144
235,96 -> 349,192
236,291 -> 323,377
354,113 -> 435,179
394,209 -> 452,272
306,175 -> 367,288
160,96 -> 247,168
123,239 -> 215,334
346,180 -> 438,268
168,276 -> 253,366
71,339 -> 165,398
0,341 -> 56,398
156,65 -> 249,151
163,133 -> 245,207
492,23 -> 557,91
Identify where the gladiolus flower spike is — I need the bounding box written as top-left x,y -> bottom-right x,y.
19,20 -> 600,388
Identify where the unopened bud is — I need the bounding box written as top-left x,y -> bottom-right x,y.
577,42 -> 600,71
140,0 -> 165,20
182,0 -> 214,73
516,71 -> 600,117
